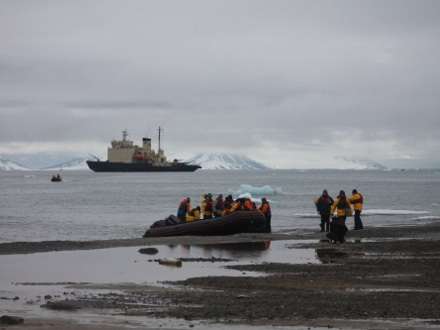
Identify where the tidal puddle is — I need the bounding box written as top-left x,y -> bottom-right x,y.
0,240 -> 319,324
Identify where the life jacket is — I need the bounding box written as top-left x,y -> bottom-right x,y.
231,202 -> 242,212
186,209 -> 200,222
332,198 -> 352,217
205,200 -> 213,213
315,196 -> 333,215
215,198 -> 224,211
259,203 -> 271,218
243,199 -> 253,210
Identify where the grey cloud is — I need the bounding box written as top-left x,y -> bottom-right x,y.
0,0 -> 439,167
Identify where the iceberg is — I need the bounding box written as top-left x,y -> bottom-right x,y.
236,184 -> 281,196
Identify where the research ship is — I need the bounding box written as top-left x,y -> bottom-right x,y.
87,128 -> 201,172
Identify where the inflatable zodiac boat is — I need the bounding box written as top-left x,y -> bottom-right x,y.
143,210 -> 268,237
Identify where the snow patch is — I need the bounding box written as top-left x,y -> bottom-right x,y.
186,153 -> 269,170
0,158 -> 30,171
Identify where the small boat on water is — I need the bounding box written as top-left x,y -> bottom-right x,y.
143,210 -> 268,237
51,174 -> 62,182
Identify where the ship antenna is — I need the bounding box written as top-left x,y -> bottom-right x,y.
158,126 -> 162,152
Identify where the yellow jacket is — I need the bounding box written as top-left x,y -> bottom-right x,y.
349,193 -> 363,211
331,198 -> 353,217
186,210 -> 200,222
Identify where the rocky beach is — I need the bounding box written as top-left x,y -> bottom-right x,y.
2,223 -> 440,329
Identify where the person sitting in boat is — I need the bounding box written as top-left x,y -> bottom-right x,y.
259,198 -> 272,232
214,194 -> 224,217
186,206 -> 201,222
223,195 -> 234,215
51,173 -> 62,182
177,197 -> 191,221
201,194 -> 213,219
230,197 -> 253,213
244,198 -> 253,210
229,200 -> 242,213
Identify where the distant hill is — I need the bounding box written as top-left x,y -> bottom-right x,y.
43,157 -> 90,171
186,153 -> 269,170
0,158 -> 30,171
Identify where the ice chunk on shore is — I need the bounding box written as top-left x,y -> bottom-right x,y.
294,213 -> 320,219
236,184 -> 281,196
294,209 -> 431,218
363,209 -> 430,216
411,215 -> 440,221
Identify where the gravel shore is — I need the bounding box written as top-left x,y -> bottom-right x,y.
2,222 -> 440,329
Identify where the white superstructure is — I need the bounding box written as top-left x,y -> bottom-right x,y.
107,129 -> 168,164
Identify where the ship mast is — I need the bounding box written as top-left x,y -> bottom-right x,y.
158,126 -> 162,153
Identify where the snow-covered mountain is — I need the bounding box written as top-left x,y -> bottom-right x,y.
43,157 -> 90,171
0,158 -> 30,171
334,157 -> 387,170
186,153 -> 269,170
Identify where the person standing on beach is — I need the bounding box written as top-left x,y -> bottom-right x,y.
314,190 -> 334,232
329,191 -> 352,243
259,197 -> 272,233
349,189 -> 364,230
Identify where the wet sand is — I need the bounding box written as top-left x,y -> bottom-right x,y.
2,222 -> 440,329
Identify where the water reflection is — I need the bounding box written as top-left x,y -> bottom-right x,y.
315,247 -> 348,264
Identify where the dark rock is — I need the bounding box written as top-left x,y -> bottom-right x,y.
316,248 -> 348,259
44,295 -> 52,300
138,247 -> 159,255
41,300 -> 81,311
13,296 -> 19,301
0,315 -> 24,325
158,258 -> 182,267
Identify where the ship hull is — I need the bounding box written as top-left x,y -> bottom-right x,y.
87,161 -> 201,172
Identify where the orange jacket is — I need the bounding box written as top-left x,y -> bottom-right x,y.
244,199 -> 253,210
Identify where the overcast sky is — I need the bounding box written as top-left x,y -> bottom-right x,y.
1,0 -> 439,168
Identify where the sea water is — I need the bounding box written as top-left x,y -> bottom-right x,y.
1,169 -> 440,242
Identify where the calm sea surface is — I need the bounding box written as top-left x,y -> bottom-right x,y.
1,170 -> 440,242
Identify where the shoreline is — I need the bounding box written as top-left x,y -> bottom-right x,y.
1,221 -> 440,255
2,222 -> 440,329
